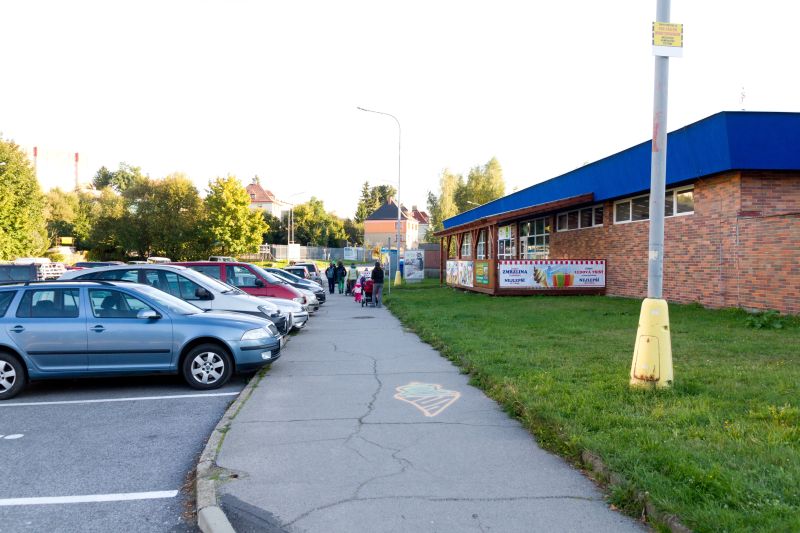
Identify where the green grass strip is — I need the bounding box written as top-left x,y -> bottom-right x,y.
385,282 -> 800,533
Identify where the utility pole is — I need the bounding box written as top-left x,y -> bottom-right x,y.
630,0 -> 682,389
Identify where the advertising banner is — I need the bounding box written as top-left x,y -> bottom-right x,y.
498,260 -> 605,289
404,250 -> 425,281
457,261 -> 474,287
446,260 -> 474,287
475,261 -> 490,285
446,261 -> 459,285
344,247 -> 357,260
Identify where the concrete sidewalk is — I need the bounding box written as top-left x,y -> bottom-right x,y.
215,292 -> 646,532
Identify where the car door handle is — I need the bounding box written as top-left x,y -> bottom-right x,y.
10,326 -> 24,333
91,325 -> 106,332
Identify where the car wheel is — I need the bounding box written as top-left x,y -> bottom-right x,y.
182,344 -> 233,390
0,352 -> 26,401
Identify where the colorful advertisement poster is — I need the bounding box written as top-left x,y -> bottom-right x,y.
475,262 -> 490,285
498,260 -> 606,289
457,261 -> 474,287
446,261 -> 459,285
446,260 -> 474,287
404,250 -> 425,281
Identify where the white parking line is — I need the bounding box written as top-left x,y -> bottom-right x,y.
0,392 -> 239,407
0,490 -> 178,506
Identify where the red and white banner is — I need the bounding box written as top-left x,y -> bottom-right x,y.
498,260 -> 605,289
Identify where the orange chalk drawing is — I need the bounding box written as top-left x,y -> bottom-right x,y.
394,382 -> 461,417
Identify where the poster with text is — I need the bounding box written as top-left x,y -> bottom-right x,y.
457,261 -> 474,287
498,260 -> 605,289
404,250 -> 425,281
446,261 -> 459,285
475,262 -> 490,285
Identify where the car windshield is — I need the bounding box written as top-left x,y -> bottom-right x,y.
249,264 -> 285,285
270,269 -> 303,283
128,284 -> 202,315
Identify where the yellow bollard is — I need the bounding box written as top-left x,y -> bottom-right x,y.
394,270 -> 402,286
630,298 -> 673,389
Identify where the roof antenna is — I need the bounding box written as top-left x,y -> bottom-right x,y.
740,87 -> 746,111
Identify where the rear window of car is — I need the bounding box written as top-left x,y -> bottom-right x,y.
188,265 -> 222,280
16,289 -> 80,318
0,291 -> 16,316
80,269 -> 140,282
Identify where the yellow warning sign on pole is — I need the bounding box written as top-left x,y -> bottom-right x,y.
652,22 -> 683,57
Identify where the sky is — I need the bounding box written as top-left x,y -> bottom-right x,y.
2,0 -> 799,218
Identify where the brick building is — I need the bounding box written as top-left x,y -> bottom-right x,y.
436,112 -> 800,314
364,198 -> 419,252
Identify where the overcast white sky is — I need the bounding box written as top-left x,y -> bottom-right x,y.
2,1 -> 799,217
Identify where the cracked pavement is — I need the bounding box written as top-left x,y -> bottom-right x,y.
216,292 -> 646,532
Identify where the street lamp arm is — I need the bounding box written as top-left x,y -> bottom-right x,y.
356,107 -> 401,133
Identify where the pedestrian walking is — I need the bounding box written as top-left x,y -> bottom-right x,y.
346,263 -> 358,295
336,261 -> 347,294
325,262 -> 336,294
370,261 -> 384,307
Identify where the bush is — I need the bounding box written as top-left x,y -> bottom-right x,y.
745,310 -> 785,329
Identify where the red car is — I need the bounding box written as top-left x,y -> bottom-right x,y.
172,262 -> 309,304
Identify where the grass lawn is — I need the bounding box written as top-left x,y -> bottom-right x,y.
384,282 -> 799,533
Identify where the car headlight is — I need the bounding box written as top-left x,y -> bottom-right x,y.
258,305 -> 280,317
292,297 -> 305,304
241,328 -> 268,341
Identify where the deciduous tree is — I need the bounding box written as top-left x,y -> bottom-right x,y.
0,139 -> 48,259
202,176 -> 267,256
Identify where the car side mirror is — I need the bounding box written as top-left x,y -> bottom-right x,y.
195,287 -> 213,300
254,278 -> 264,288
137,309 -> 161,319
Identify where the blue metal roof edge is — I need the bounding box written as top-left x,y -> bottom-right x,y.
443,111 -> 800,230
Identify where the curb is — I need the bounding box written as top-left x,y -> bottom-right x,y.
196,370 -> 264,533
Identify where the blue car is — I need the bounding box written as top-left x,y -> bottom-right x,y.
0,280 -> 281,400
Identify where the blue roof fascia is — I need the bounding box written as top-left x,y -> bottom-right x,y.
443,111 -> 800,230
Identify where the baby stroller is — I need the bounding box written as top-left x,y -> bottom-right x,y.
361,279 -> 375,307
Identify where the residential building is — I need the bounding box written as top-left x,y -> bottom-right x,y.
411,205 -> 430,243
364,198 -> 419,252
245,182 -> 291,217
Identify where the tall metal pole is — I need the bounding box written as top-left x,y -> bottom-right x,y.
648,0 -> 670,298
357,106 -> 401,294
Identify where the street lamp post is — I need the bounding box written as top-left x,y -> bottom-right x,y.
357,106 -> 401,293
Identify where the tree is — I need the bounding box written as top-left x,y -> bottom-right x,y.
354,181 -> 397,223
292,197 -> 346,247
145,174 -> 205,260
92,162 -> 147,192
86,188 -> 126,260
44,188 -> 80,245
455,157 -> 505,212
343,218 -> 363,246
0,139 -> 49,259
426,168 -> 463,236
262,212 -> 287,245
202,176 -> 268,256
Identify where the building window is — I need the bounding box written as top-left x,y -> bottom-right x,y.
556,205 -> 603,231
519,217 -> 550,259
614,186 -> 694,223
460,233 -> 472,258
476,229 -> 487,259
497,224 -> 516,259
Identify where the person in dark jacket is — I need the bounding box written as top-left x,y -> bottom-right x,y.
335,261 -> 347,294
370,261 -> 385,307
325,262 -> 336,294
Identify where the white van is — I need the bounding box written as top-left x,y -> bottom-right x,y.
146,257 -> 172,264
61,264 -> 292,336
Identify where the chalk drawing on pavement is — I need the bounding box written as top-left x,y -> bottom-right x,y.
394,382 -> 460,417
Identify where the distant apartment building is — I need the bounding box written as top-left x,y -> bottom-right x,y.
364,198 -> 418,251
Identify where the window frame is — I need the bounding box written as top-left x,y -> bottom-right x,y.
614,185 -> 694,224
476,229 -> 487,260
519,216 -> 550,259
556,205 -> 604,232
460,233 -> 472,258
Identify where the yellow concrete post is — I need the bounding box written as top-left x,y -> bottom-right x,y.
630,298 -> 673,388
394,270 -> 402,286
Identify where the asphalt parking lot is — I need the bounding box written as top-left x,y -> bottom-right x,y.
0,373 -> 248,532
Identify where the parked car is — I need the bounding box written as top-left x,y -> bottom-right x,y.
0,280 -> 281,400
147,257 -> 172,264
293,262 -> 323,284
265,267 -> 326,304
172,261 -> 315,326
60,264 -> 292,335
208,256 -> 236,262
283,265 -> 311,281
0,264 -> 37,282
